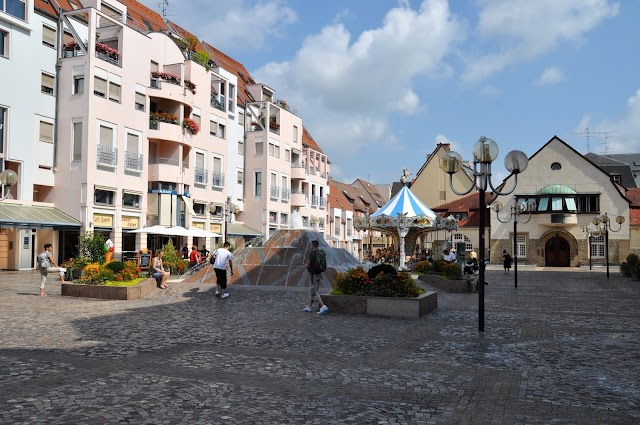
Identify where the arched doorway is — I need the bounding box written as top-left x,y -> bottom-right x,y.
545,235 -> 570,267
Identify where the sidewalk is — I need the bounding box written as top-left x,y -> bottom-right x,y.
1,268 -> 639,423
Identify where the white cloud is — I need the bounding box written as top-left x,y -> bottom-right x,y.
253,0 -> 465,161
463,0 -> 619,83
592,89 -> 640,153
535,67 -> 566,86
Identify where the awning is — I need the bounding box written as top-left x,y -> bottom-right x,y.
180,195 -> 196,216
0,203 -> 82,229
226,222 -> 262,237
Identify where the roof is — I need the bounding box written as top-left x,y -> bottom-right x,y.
537,185 -> 577,195
0,204 -> 82,229
226,222 -> 262,237
328,179 -> 371,213
167,20 -> 207,52
432,192 -> 497,227
302,127 -> 323,154
352,178 -> 388,210
626,188 -> 640,206
371,186 -> 436,219
203,42 -> 255,108
585,152 -> 637,188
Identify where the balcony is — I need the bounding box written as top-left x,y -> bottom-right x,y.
319,197 -> 326,208
291,190 -> 307,207
212,171 -> 224,188
291,163 -> 307,180
194,167 -> 208,185
150,73 -> 192,104
281,188 -> 290,201
211,94 -> 226,112
270,185 -> 280,199
124,151 -> 143,172
311,195 -> 319,207
95,42 -> 121,66
97,145 -> 117,167
148,115 -> 184,145
536,213 -> 578,228
148,156 -> 180,183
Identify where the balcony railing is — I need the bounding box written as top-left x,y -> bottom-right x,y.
319,197 -> 326,208
212,171 -> 224,188
124,151 -> 143,171
281,188 -> 290,201
311,195 -> 319,206
96,50 -> 120,66
149,121 -> 159,130
149,156 -> 179,166
97,145 -> 117,166
309,168 -> 317,176
194,167 -> 208,185
270,185 -> 280,199
292,162 -> 305,168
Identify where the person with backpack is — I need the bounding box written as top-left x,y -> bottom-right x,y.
211,241 -> 233,298
303,240 -> 329,315
37,243 -> 67,297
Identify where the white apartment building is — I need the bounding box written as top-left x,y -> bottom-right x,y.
0,0 -> 82,270
53,0 -> 232,259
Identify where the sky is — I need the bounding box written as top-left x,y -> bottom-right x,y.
138,0 -> 640,185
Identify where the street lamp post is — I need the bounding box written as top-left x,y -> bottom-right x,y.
440,137 -> 529,332
581,224 -> 596,270
0,169 -> 18,201
491,198 -> 536,288
591,213 -> 625,278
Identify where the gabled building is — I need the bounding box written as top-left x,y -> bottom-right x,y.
604,153 -> 640,187
585,152 -> 637,188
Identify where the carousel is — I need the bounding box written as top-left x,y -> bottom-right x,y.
353,170 -> 457,270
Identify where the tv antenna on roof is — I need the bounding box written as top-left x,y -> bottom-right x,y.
572,128 -> 617,154
159,0 -> 171,20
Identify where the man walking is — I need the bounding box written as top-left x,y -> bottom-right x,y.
304,240 -> 329,315
212,241 -> 233,298
37,243 -> 67,297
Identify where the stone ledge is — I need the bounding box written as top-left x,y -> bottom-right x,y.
61,278 -> 157,300
418,274 -> 471,293
322,291 -> 437,318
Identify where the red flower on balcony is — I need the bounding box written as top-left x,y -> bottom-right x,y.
151,71 -> 181,85
182,118 -> 200,135
95,42 -> 120,59
184,79 -> 197,94
150,112 -> 179,125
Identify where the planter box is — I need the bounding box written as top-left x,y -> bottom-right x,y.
322,291 -> 437,318
61,278 -> 156,300
418,274 -> 471,293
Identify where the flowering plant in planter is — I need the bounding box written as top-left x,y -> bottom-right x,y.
63,40 -> 81,50
95,42 -> 120,59
182,118 -> 200,135
151,71 -> 180,85
332,266 -> 422,298
150,112 -> 179,125
184,79 -> 197,94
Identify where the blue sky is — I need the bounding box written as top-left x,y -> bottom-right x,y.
139,0 -> 640,185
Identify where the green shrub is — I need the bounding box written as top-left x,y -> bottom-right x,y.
161,239 -> 189,274
413,260 -> 462,280
411,260 -> 432,274
334,267 -> 370,296
626,253 -> 639,266
97,268 -> 115,283
77,232 -> 106,263
367,263 -> 397,279
106,261 -> 126,274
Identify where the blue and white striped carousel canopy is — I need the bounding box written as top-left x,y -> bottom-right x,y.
371,186 -> 437,220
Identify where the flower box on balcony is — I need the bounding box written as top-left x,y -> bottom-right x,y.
150,112 -> 179,125
182,118 -> 200,135
151,71 -> 180,85
184,79 -> 197,94
95,42 -> 120,60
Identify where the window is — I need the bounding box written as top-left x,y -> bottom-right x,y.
255,171 -> 262,196
135,91 -> 145,111
268,141 -> 280,158
514,235 -> 526,257
122,192 -> 140,208
590,235 -> 605,258
108,75 -> 121,103
281,213 -> 288,225
551,197 -> 563,211
193,203 -> 205,215
228,84 -> 235,113
537,197 -> 548,212
293,125 -> 298,143
74,76 -> 84,94
255,141 -> 263,155
192,112 -> 201,128
3,0 -> 26,20
285,148 -> 290,162
97,124 -> 116,166
42,25 -> 56,48
194,152 -> 206,184
269,211 -> 277,223
0,30 -> 6,57
41,73 -> 54,95
212,156 -> 223,187
237,170 -> 243,185
72,119 -> 82,161
125,132 -> 141,170
94,188 -> 115,205
94,76 -> 107,97
219,123 -> 225,139
209,118 -> 217,136
551,162 -> 561,170
238,140 -> 244,155
612,174 -> 621,184
452,233 -> 473,251
0,107 -> 6,156
39,121 -> 53,144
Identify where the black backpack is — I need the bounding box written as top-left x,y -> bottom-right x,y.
311,249 -> 327,273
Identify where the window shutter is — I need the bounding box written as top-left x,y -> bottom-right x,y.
41,73 -> 54,90
209,120 -> 217,135
99,125 -> 112,146
193,114 -> 201,127
127,133 -> 139,154
39,121 -> 53,143
109,82 -> 121,102
135,92 -> 145,108
94,77 -> 107,96
196,153 -> 204,168
43,26 -> 56,47
213,157 -> 221,173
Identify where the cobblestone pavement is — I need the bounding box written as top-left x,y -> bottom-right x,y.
0,267 -> 639,424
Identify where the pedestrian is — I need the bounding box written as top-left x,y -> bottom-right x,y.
200,244 -> 210,258
188,245 -> 200,269
503,250 -> 512,274
37,243 -> 67,297
211,241 -> 233,298
303,240 -> 329,315
150,249 -> 170,289
181,244 -> 189,260
469,248 -> 477,261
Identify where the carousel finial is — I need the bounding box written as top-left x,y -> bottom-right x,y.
400,168 -> 411,185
